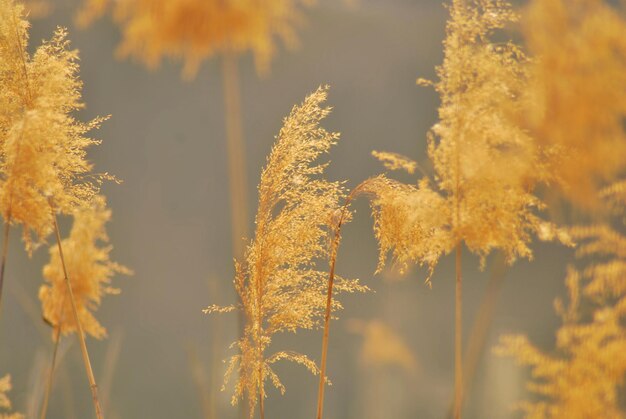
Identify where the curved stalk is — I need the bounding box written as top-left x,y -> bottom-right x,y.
50,202 -> 103,419
259,384 -> 265,419
221,52 -> 248,261
446,253 -> 507,419
40,324 -> 62,419
316,185 -> 365,419
454,243 -> 462,419
0,217 -> 11,314
221,51 -> 248,419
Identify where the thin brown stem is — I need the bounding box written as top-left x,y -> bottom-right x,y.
0,217 -> 11,314
453,98 -> 463,419
446,253 -> 507,419
221,52 -> 248,261
257,273 -> 265,419
100,331 -> 123,416
461,253 -> 505,402
454,243 -> 462,419
50,202 -> 103,419
208,279 -> 221,419
221,51 -> 248,419
259,381 -> 265,419
316,186 -> 363,419
40,325 -> 62,419
187,343 -> 212,419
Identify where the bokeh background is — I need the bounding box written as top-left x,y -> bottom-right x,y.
0,1 -> 576,418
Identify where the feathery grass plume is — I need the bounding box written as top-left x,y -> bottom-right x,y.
347,319 -> 418,374
205,86 -> 366,417
496,184 -> 626,418
417,0 -> 550,265
0,4 -> 114,417
365,1 -> 566,417
0,374 -> 24,419
370,0 -> 556,276
0,0 -> 111,254
522,0 -> 626,209
363,175 -> 453,284
77,0 -> 309,78
495,271 -> 626,418
39,195 -> 131,339
371,151 -> 418,175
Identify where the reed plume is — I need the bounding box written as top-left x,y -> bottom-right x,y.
206,86 -> 366,418
364,1 -> 568,417
347,319 -> 418,374
498,275 -> 626,418
0,3 -> 119,417
76,0 -> 308,78
39,195 -> 131,339
496,182 -> 626,418
0,374 -> 23,419
371,0 -> 552,274
39,196 -> 129,419
522,0 -> 626,208
493,2 -> 626,413
0,0 -> 111,311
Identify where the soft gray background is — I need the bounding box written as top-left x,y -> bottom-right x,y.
0,1 -> 575,418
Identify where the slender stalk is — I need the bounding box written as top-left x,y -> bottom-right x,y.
221,51 -> 248,419
0,217 -> 11,314
454,243 -> 462,419
40,325 -> 62,419
316,187 -> 362,419
60,367 -> 77,419
50,202 -> 104,419
1,3 -> 34,315
100,331 -> 123,416
41,271 -> 70,419
446,253 -> 507,419
255,245 -> 265,419
208,279 -> 222,419
221,52 -> 248,261
461,253 -> 505,401
453,98 -> 463,419
187,343 -> 212,419
257,314 -> 265,419
259,381 -> 265,419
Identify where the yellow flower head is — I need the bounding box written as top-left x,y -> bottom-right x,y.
39,196 -> 131,340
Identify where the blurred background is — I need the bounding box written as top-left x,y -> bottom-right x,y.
0,0 -> 576,418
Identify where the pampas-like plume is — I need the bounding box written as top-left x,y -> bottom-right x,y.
347,319 -> 418,374
368,0 -> 557,277
0,374 -> 24,419
39,195 -> 131,340
496,270 -> 626,418
206,86 -> 366,418
522,0 -> 626,208
0,0 -> 110,254
364,1 -> 568,417
1,4 -> 118,416
496,184 -> 626,418
77,0 -> 309,78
